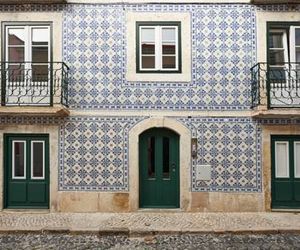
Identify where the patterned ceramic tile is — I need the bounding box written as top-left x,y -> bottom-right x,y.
0,116 -> 63,124
0,4 -> 64,12
59,116 -> 146,191
63,4 -> 256,110
178,117 -> 261,192
59,116 -> 262,192
257,4 -> 300,12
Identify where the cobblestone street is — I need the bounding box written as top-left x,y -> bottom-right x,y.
0,232 -> 300,249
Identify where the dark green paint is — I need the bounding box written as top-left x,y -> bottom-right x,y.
4,134 -> 49,209
136,21 -> 182,74
271,135 -> 300,209
139,128 -> 179,208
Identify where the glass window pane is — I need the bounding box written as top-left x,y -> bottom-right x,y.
296,29 -> 300,46
142,44 -> 155,55
269,50 -> 285,65
162,28 -> 176,42
32,65 -> 48,82
8,28 -> 25,45
162,44 -> 176,55
162,56 -> 176,69
269,67 -> 286,82
32,47 -> 48,63
295,142 -> 300,178
269,33 -> 284,48
296,48 -> 300,63
275,142 -> 289,178
13,141 -> 25,178
141,28 -> 155,42
163,137 -> 170,178
32,28 -> 49,46
8,47 -> 24,62
147,137 -> 155,178
32,142 -> 44,178
142,56 -> 155,69
7,64 -> 25,82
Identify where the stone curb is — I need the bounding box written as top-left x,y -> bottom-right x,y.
0,228 -> 300,235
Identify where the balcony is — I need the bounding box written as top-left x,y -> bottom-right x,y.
0,62 -> 69,116
251,62 -> 300,118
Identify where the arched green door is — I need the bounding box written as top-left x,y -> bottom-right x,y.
139,128 -> 179,208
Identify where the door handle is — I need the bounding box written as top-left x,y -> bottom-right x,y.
172,163 -> 176,172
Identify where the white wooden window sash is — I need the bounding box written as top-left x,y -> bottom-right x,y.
12,140 -> 26,180
289,26 -> 300,86
294,142 -> 300,178
289,26 -> 300,63
139,25 -> 178,71
275,141 -> 290,178
30,140 -> 45,180
269,29 -> 288,66
5,25 -> 50,78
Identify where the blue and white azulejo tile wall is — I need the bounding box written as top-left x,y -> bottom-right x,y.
59,116 -> 146,191
0,3 -> 264,193
63,4 -> 256,110
59,116 -> 262,192
179,117 -> 261,192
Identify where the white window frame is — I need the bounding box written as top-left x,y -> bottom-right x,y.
30,140 -> 45,180
294,142 -> 300,178
289,26 -> 300,63
12,140 -> 26,180
5,25 -> 51,78
269,29 -> 289,67
138,25 -> 179,72
275,141 -> 290,178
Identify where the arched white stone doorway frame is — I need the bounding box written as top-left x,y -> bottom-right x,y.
128,117 -> 191,211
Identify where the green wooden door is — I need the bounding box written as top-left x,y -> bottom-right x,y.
139,128 -> 179,208
271,135 -> 300,209
4,134 -> 49,209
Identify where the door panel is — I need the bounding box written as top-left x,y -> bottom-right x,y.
139,128 -> 179,208
4,134 -> 49,208
274,182 -> 293,201
272,136 -> 300,208
28,183 -> 47,203
9,182 -> 27,202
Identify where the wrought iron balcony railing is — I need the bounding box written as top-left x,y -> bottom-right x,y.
251,62 -> 300,109
0,62 -> 69,107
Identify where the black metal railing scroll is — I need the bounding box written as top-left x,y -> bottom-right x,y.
251,62 -> 300,108
0,62 -> 69,107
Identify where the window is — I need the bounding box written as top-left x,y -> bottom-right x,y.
265,23 -> 300,107
268,23 -> 300,69
136,22 -> 181,73
4,24 -> 51,82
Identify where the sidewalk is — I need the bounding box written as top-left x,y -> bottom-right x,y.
0,212 -> 299,235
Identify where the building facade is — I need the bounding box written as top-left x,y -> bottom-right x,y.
0,0 -> 299,212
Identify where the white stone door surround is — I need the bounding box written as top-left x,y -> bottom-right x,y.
128,117 -> 191,211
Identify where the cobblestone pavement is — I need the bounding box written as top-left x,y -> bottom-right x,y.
0,232 -> 300,249
0,212 -> 300,233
